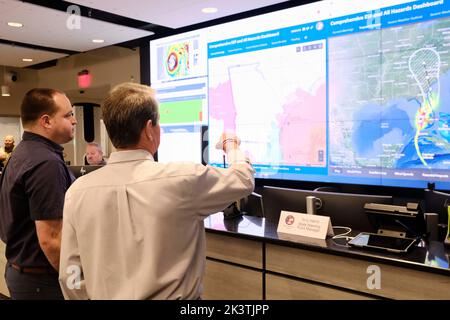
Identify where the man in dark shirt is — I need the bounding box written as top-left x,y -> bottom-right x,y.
0,88 -> 77,299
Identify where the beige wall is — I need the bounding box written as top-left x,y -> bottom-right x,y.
0,67 -> 39,116
0,46 -> 139,162
38,46 -> 140,101
0,45 -> 140,116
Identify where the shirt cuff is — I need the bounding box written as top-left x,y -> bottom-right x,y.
226,149 -> 251,165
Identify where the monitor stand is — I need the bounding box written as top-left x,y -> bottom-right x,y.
365,202 -> 423,239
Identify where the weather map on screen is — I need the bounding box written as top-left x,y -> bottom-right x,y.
155,37 -> 203,81
150,0 -> 450,189
165,42 -> 190,77
151,32 -> 207,163
208,37 -> 327,172
327,5 -> 450,187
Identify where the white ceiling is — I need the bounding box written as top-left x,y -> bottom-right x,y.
0,43 -> 68,67
70,0 -> 290,29
0,0 -> 289,68
0,0 -> 153,50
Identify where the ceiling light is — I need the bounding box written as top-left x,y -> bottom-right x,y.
22,58 -> 33,62
7,22 -> 23,28
202,7 -> 218,14
92,39 -> 104,43
1,85 -> 10,97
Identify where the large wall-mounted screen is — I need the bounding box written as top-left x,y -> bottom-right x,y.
150,0 -> 450,190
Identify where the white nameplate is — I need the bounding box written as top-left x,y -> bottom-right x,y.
277,232 -> 327,248
277,210 -> 334,240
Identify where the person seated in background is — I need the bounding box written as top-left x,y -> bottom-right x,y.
0,135 -> 16,167
85,142 -> 106,165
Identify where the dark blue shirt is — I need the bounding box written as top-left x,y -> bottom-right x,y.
0,131 -> 75,268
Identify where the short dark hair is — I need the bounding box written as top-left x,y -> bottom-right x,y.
21,88 -> 64,127
102,83 -> 159,149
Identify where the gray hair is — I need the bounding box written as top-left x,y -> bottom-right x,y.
102,82 -> 159,149
86,142 -> 103,155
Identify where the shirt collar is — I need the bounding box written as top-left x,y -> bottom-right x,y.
107,149 -> 155,164
22,131 -> 64,153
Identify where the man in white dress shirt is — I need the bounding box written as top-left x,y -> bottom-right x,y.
59,82 -> 255,299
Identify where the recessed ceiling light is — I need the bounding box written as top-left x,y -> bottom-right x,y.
92,39 -> 104,43
202,7 -> 218,14
7,22 -> 23,28
22,58 -> 33,62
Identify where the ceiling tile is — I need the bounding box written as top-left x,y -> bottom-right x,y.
69,0 -> 289,29
0,43 -> 68,67
0,0 -> 153,52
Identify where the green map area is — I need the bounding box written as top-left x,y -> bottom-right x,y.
159,99 -> 203,124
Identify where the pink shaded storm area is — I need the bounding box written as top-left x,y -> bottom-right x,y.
209,80 -> 237,131
277,84 -> 327,166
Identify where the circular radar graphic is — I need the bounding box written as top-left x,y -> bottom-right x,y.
166,51 -> 179,76
165,43 -> 190,78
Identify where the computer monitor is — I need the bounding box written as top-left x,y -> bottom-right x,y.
262,185 -> 393,232
68,165 -> 103,179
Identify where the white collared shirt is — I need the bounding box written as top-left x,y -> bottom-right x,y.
59,148 -> 254,299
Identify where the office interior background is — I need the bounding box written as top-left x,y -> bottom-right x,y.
1,0 -> 450,300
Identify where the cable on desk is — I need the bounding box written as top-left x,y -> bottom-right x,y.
332,226 -> 352,239
331,226 -> 354,247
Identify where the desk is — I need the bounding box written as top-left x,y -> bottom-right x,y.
203,213 -> 450,300
0,213 -> 447,300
